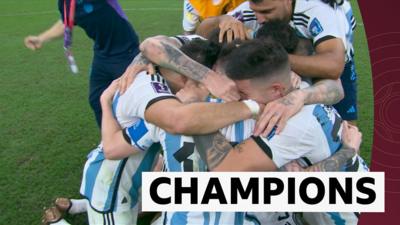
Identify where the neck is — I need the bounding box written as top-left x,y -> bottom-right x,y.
158,68 -> 179,94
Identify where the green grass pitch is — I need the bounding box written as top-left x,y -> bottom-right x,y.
0,0 -> 372,224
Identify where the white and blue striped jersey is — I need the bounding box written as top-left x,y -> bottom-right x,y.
342,0 -> 356,59
253,101 -> 368,225
229,0 -> 354,62
80,72 -> 175,217
183,0 -> 200,32
157,108 -> 257,225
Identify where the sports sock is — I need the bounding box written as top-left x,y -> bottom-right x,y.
69,199 -> 88,214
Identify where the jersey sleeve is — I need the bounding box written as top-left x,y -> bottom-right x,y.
306,4 -> 347,47
172,34 -> 205,46
251,111 -> 318,168
227,1 -> 258,31
182,0 -> 200,33
116,72 -> 178,122
123,119 -> 160,151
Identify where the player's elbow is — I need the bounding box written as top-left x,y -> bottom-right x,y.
324,51 -> 346,79
103,144 -> 123,160
327,63 -> 344,80
140,36 -> 168,63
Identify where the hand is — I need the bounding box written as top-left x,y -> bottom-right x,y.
100,79 -> 120,105
176,80 -> 209,104
281,160 -> 304,172
24,35 -> 43,50
119,54 -> 155,95
341,121 -> 362,154
219,15 -> 249,43
254,90 -> 305,136
202,71 -> 240,102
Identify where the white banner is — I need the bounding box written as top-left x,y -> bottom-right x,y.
142,172 -> 384,212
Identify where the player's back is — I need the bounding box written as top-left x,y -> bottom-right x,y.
156,118 -> 255,225
80,72 -> 167,215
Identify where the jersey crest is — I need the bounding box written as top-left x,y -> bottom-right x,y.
309,18 -> 324,37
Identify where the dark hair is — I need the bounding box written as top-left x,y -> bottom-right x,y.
179,39 -> 221,69
207,27 -> 231,45
223,39 -> 289,80
255,20 -> 299,53
321,0 -> 344,7
217,39 -> 245,65
250,0 -> 264,4
250,0 -> 343,8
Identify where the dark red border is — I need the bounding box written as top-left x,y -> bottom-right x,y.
358,0 -> 400,224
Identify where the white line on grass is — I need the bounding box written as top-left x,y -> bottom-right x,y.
0,8 -> 181,17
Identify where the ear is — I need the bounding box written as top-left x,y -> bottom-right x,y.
285,0 -> 293,11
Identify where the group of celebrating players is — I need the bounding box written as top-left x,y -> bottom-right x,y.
35,0 -> 370,225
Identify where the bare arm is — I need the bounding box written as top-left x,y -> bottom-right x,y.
196,15 -> 248,42
289,38 -> 346,79
299,78 -> 344,105
195,16 -> 222,38
140,35 -> 240,101
140,35 -> 210,82
194,121 -> 360,172
254,78 -> 344,136
24,20 -> 64,50
145,98 -> 253,135
278,145 -> 356,172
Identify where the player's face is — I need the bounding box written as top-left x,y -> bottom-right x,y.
249,0 -> 293,24
234,79 -> 280,104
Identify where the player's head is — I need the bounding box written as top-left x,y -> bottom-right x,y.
255,20 -> 299,54
213,39 -> 244,75
181,39 -> 221,69
160,39 -> 221,92
223,39 -> 292,104
249,0 -> 294,24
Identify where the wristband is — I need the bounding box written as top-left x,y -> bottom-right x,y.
242,99 -> 260,119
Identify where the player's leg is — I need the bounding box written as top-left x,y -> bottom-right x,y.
88,60 -> 110,128
333,60 -> 358,125
88,54 -> 136,127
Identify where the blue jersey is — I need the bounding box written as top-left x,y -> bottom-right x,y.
58,0 -> 139,58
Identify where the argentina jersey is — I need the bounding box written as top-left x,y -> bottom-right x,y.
228,1 -> 259,38
229,0 -> 353,62
156,97 -> 258,225
342,0 -> 356,59
291,0 -> 353,62
79,72 -> 171,215
253,103 -> 368,225
302,154 -> 368,224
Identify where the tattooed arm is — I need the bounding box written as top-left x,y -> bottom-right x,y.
194,121 -> 361,172
254,78 -> 344,136
140,35 -> 240,101
278,146 -> 356,172
300,78 -> 344,105
119,52 -> 157,94
193,131 -> 277,171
